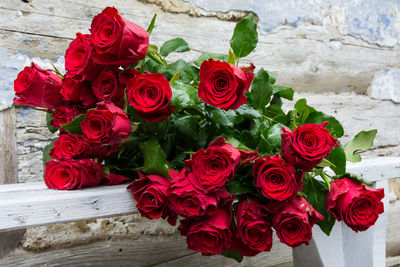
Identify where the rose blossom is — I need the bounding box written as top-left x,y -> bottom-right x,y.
44,158 -> 104,190
178,207 -> 233,256
270,196 -> 324,248
127,170 -> 176,225
65,33 -> 102,81
90,7 -> 149,65
326,177 -> 384,232
61,77 -> 97,108
281,122 -> 338,171
234,198 -> 273,256
127,73 -> 175,123
13,63 -> 64,109
252,155 -> 300,201
92,68 -> 124,107
168,169 -> 233,217
185,137 -> 241,193
81,102 -> 131,157
50,134 -> 88,160
198,59 -> 254,110
104,173 -> 130,185
49,106 -> 83,130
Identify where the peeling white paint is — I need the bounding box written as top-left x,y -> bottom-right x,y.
369,68 -> 400,103
185,0 -> 400,47
0,48 -> 64,111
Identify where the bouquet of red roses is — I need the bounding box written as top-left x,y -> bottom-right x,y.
13,7 -> 384,261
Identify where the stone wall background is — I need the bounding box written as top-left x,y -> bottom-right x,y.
0,0 -> 400,266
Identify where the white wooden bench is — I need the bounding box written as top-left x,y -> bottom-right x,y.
1,157 -> 400,266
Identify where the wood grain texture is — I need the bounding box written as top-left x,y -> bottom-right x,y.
0,107 -> 17,184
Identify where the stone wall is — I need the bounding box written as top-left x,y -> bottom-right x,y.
1,0 -> 400,266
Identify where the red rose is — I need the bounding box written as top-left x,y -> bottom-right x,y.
92,68 -> 124,107
65,33 -> 102,81
168,169 -> 233,217
270,196 -> 323,248
326,177 -> 384,232
234,198 -> 272,256
198,59 -> 254,110
81,102 -> 131,157
90,7 -> 149,65
44,158 -> 104,190
13,63 -> 63,109
178,207 -> 233,256
239,149 -> 259,165
50,134 -> 88,160
61,77 -> 97,108
50,106 -> 82,130
103,173 -> 129,185
127,170 -> 176,224
281,122 -> 338,171
185,137 -> 241,193
252,155 -> 300,201
127,73 -> 175,123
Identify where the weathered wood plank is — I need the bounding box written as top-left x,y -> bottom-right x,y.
0,107 -> 17,184
0,183 -> 136,232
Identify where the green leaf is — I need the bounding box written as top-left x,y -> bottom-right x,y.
305,112 -> 344,138
225,180 -> 254,195
160,37 -> 190,57
268,72 -> 276,84
272,85 -> 294,100
169,71 -> 180,84
159,60 -> 196,84
42,139 -> 56,169
61,114 -> 86,135
302,174 -> 335,235
170,82 -> 198,108
327,146 -> 346,175
208,107 -> 236,128
221,250 -> 243,263
265,123 -> 285,147
249,68 -> 273,110
144,57 -> 162,73
146,14 -> 157,34
230,13 -> 258,58
46,112 -> 58,133
174,116 -> 200,141
194,52 -> 228,67
294,98 -> 311,124
227,49 -> 236,64
344,130 -> 377,163
139,137 -> 170,177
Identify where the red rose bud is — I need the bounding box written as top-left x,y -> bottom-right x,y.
198,59 -> 253,110
13,63 -> 64,109
61,78 -> 97,108
178,207 -> 233,256
50,134 -> 88,160
239,149 -> 259,165
127,73 -> 175,123
127,171 -> 173,221
103,173 -> 129,185
281,122 -> 338,171
253,155 -> 299,201
81,102 -> 131,157
44,158 -> 104,190
92,68 -> 124,107
65,33 -> 103,81
270,196 -> 324,248
326,177 -> 384,232
168,169 -> 233,217
185,137 -> 241,193
50,106 -> 83,130
90,7 -> 149,65
234,198 -> 272,256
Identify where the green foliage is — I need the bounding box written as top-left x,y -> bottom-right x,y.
170,82 -> 199,108
302,174 -> 336,235
61,114 -> 86,135
327,146 -> 346,175
146,14 -> 157,34
271,85 -> 294,100
227,49 -> 236,64
159,60 -> 197,83
42,139 -> 56,169
160,37 -> 190,57
230,13 -> 258,59
46,111 -> 58,133
221,250 -> 243,263
249,68 -> 273,110
344,130 -> 377,163
139,138 -> 170,178
194,52 -> 228,67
